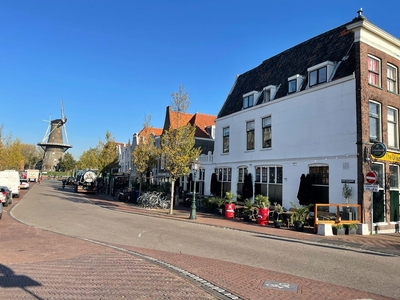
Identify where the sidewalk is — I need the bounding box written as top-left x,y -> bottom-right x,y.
88,193 -> 400,257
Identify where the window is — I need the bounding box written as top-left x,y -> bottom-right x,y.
288,79 -> 297,94
246,121 -> 255,150
388,107 -> 398,149
309,166 -> 329,204
254,166 -> 283,204
369,101 -> 381,142
368,55 -> 381,87
309,66 -> 327,87
223,127 -> 229,153
243,94 -> 254,109
262,116 -> 271,148
215,167 -> 232,197
387,64 -> 398,94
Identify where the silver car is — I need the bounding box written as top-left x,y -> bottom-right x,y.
0,186 -> 12,207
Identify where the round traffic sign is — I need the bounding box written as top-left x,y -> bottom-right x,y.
366,171 -> 377,184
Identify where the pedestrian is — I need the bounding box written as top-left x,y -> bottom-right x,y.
38,176 -> 42,184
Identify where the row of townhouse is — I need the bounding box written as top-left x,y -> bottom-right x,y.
118,106 -> 217,195
119,11 -> 400,234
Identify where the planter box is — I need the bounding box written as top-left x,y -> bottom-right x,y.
346,228 -> 357,235
332,227 -> 345,235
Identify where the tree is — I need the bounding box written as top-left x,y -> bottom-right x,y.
59,153 -> 76,173
161,85 -> 201,215
3,138 -> 24,170
97,131 -> 119,176
76,147 -> 99,170
20,144 -> 42,169
132,115 -> 159,195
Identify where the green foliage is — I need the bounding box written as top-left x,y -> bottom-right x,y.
225,191 -> 241,204
132,115 -> 159,195
344,223 -> 358,230
289,201 -> 311,224
243,199 -> 255,217
255,194 -> 270,208
332,223 -> 344,229
273,202 -> 284,215
59,153 -> 76,173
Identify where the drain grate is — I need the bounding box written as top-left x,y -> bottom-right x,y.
263,280 -> 298,292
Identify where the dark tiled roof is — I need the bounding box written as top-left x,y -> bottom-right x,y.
217,18 -> 360,118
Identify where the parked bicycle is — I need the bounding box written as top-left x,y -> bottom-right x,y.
137,191 -> 170,209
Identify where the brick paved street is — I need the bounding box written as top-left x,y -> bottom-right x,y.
0,183 -> 398,299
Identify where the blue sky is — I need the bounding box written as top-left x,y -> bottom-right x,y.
1,1 -> 400,159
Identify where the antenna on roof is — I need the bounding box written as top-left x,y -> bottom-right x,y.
357,8 -> 363,17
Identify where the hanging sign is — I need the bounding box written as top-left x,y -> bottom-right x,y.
371,142 -> 387,158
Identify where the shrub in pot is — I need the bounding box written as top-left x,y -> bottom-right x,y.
255,194 -> 270,225
289,201 -> 311,232
332,223 -> 345,235
344,223 -> 358,235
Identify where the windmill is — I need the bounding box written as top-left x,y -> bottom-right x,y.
37,100 -> 72,171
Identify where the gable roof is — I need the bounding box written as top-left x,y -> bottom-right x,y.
138,127 -> 163,138
163,106 -> 216,138
217,17 -> 361,118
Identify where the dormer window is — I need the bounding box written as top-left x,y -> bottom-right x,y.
288,74 -> 304,94
307,61 -> 335,87
243,91 -> 257,109
262,85 -> 277,102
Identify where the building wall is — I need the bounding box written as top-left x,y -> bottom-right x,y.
358,40 -> 400,233
214,76 -> 358,209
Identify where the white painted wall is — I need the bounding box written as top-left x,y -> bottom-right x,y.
214,76 -> 358,209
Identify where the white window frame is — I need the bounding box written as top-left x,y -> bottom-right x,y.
223,127 -> 230,153
369,101 -> 382,143
388,107 -> 398,149
262,116 -> 271,148
246,120 -> 255,151
262,85 -> 277,102
243,91 -> 256,109
288,74 -> 304,94
387,63 -> 398,94
368,55 -> 381,87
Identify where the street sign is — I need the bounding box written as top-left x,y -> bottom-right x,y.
365,171 -> 377,184
364,184 -> 378,192
371,142 -> 387,158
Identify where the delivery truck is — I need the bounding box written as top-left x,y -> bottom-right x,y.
26,169 -> 40,182
0,170 -> 20,198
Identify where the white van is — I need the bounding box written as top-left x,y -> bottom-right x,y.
0,170 -> 20,198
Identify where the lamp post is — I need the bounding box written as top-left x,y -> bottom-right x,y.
189,158 -> 201,220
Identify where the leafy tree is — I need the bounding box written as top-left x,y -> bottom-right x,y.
76,147 -> 99,170
59,152 -> 76,173
132,115 -> 159,195
4,138 -> 24,170
20,144 -> 43,169
161,85 -> 201,215
97,131 -> 119,176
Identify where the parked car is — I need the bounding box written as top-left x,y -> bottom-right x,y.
0,186 -> 12,207
66,177 -> 75,185
19,179 -> 30,189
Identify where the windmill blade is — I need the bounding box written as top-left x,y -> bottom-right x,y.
63,123 -> 69,144
60,99 -> 66,123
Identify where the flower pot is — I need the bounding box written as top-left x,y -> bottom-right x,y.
225,203 -> 235,219
273,220 -> 281,228
244,215 -> 253,222
346,228 -> 357,235
257,207 -> 269,225
293,220 -> 304,232
333,227 -> 345,235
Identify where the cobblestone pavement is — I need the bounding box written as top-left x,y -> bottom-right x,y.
0,184 -> 398,299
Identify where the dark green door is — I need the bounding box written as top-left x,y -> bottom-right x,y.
373,190 -> 384,223
390,191 -> 399,222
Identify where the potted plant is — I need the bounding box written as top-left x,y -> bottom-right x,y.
342,183 -> 352,212
224,192 -> 241,219
213,197 -> 225,215
289,201 -> 311,232
255,194 -> 270,225
344,223 -> 358,235
201,197 -> 216,213
243,199 -> 255,222
272,202 -> 284,228
332,223 -> 345,235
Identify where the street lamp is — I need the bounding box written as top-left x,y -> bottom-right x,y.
189,158 -> 201,220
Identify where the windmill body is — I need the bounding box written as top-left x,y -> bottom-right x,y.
37,100 -> 72,171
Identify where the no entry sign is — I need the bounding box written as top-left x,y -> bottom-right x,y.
366,171 -> 377,184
